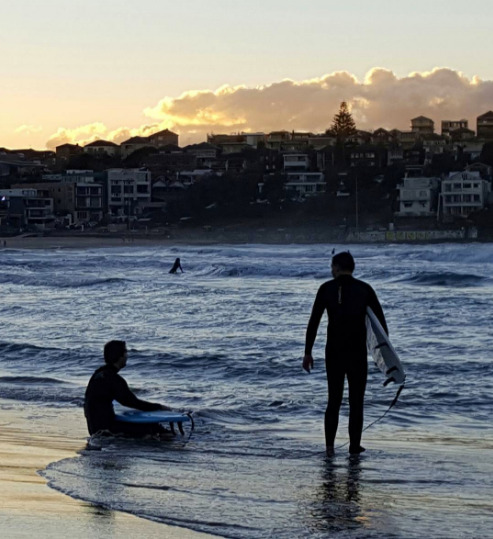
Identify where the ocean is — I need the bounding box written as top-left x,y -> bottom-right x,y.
0,242 -> 492,538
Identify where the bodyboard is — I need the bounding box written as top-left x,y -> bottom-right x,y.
115,409 -> 192,424
366,307 -> 406,386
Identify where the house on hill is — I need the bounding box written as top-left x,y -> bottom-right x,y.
477,111 -> 493,139
184,142 -> 219,168
449,127 -> 476,142
441,119 -> 469,136
411,116 -> 434,136
120,130 -> 179,158
120,136 -> 153,159
84,140 -> 120,157
56,143 -> 83,162
148,129 -> 179,147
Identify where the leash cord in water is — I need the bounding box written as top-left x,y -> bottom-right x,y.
168,412 -> 195,444
185,412 -> 195,443
335,383 -> 405,450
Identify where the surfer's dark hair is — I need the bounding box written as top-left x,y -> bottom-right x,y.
104,340 -> 127,365
332,251 -> 355,272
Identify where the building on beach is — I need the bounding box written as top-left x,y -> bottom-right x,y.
440,171 -> 491,218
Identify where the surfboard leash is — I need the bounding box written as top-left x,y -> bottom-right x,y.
168,412 -> 195,444
335,382 -> 405,450
183,412 -> 195,444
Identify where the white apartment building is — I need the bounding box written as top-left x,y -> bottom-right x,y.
441,171 -> 490,218
107,168 -> 151,219
396,177 -> 440,217
75,182 -> 103,223
284,172 -> 325,198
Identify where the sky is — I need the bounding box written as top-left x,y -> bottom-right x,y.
2,0 -> 493,150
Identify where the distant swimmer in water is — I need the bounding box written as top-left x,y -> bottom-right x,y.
169,257 -> 183,274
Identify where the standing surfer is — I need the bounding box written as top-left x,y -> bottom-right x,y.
303,252 -> 388,456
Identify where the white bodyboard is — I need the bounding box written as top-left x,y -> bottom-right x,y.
366,307 -> 405,386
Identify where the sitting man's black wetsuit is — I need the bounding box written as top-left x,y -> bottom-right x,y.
305,273 -> 387,453
84,364 -> 163,437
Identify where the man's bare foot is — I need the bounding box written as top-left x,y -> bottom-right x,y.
349,445 -> 366,455
326,446 -> 335,457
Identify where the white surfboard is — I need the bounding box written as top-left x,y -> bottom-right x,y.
366,307 -> 405,386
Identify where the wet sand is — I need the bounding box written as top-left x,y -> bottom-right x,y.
0,402 -> 218,538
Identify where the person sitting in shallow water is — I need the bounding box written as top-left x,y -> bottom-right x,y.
169,257 -> 183,274
84,340 -> 172,438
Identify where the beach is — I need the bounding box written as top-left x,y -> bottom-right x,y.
1,241 -> 492,537
0,401 -> 218,538
0,222 -> 347,250
0,233 -> 223,537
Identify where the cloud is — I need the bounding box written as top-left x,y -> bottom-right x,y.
45,122 -> 164,149
15,124 -> 43,134
46,122 -> 108,150
46,68 -> 493,148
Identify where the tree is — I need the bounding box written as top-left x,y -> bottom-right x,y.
327,101 -> 357,143
326,101 -> 357,166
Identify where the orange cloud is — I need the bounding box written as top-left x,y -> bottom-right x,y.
15,124 -> 43,134
46,68 -> 493,148
46,123 -> 108,150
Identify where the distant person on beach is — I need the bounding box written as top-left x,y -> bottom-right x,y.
303,251 -> 388,456
84,340 -> 172,438
169,257 -> 183,274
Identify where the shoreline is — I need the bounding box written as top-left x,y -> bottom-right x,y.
0,228 -> 488,250
0,401 -> 217,538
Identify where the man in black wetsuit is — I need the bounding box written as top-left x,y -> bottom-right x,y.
84,340 -> 171,437
303,252 -> 388,456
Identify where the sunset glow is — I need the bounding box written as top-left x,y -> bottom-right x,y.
3,0 -> 493,150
